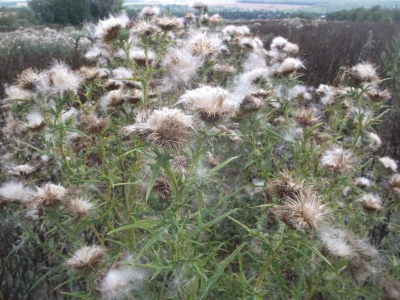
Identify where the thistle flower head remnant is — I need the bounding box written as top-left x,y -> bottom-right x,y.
274,57 -> 304,76
98,263 -> 150,299
364,87 -> 391,103
389,173 -> 400,194
147,178 -> 173,212
24,111 -> 45,131
156,15 -> 180,31
354,177 -> 372,189
187,32 -> 223,59
294,108 -> 320,127
16,68 -> 40,91
379,156 -> 398,172
122,108 -> 195,151
178,86 -> 235,123
4,85 -> 32,100
321,147 -> 354,174
209,13 -> 223,25
7,164 -> 36,177
366,132 -> 382,149
348,62 -> 379,84
269,171 -> 304,200
38,61 -> 82,95
68,197 -> 95,219
283,188 -> 330,231
270,36 -> 299,54
358,193 -> 382,212
92,13 -> 129,43
65,245 -> 105,272
139,5 -> 160,18
0,181 -> 34,203
35,183 -> 67,207
319,227 -> 355,259
161,47 -> 204,90
380,278 -> 400,300
192,0 -> 209,11
80,114 -> 110,135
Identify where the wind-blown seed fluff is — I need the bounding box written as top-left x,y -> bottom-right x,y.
91,13 -> 129,43
319,227 -> 356,259
178,86 -> 236,123
98,264 -> 150,299
0,181 -> 34,203
37,61 -> 82,95
122,108 -> 195,151
65,245 -> 105,272
25,111 -> 45,131
321,147 -> 354,173
161,47 -> 204,90
354,177 -> 372,188
389,173 -> 400,194
68,197 -> 95,218
379,156 -> 397,172
358,193 -> 382,212
349,62 -> 379,83
35,183 -> 67,207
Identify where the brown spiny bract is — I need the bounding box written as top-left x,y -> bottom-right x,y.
239,95 -> 264,114
270,172 -> 305,200
80,114 -> 110,135
365,88 -> 391,103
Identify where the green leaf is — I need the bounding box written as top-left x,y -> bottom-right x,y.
189,209 -> 238,238
198,243 -> 246,300
107,220 -> 156,235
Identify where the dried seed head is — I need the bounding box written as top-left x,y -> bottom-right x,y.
0,181 -> 34,203
239,95 -> 264,114
80,114 -> 110,135
358,193 -> 382,212
366,132 -> 382,149
35,183 -> 67,207
212,63 -> 236,73
131,19 -> 160,37
65,245 -> 105,272
100,89 -> 126,110
274,58 -> 304,76
192,0 -> 209,10
68,197 -> 95,219
92,13 -> 129,43
319,227 -> 356,259
294,108 -> 320,127
365,87 -> 391,102
321,147 -> 354,174
16,68 -> 40,91
122,108 -> 195,151
354,177 -> 372,189
189,37 -> 220,59
209,13 -> 223,25
78,66 -> 103,81
389,174 -> 400,194
270,172 -> 304,200
178,86 -> 236,123
381,278 -> 400,300
379,156 -> 397,172
7,164 -> 36,177
24,111 -> 46,131
283,188 -> 330,231
139,5 -> 160,18
156,15 -> 180,31
348,62 -> 379,83
349,257 -> 373,283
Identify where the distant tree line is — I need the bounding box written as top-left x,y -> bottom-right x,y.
326,5 -> 400,23
27,0 -> 123,25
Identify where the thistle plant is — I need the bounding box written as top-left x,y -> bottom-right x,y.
1,4 -> 400,300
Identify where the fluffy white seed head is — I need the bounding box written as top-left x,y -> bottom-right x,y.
379,156 -> 397,172
178,86 -> 236,123
358,193 -> 382,212
321,147 -> 354,173
92,13 -> 129,43
139,5 -> 160,18
65,245 -> 105,272
319,227 -> 356,259
354,177 -> 372,189
68,197 -> 95,218
24,111 -> 45,131
0,181 -> 34,203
